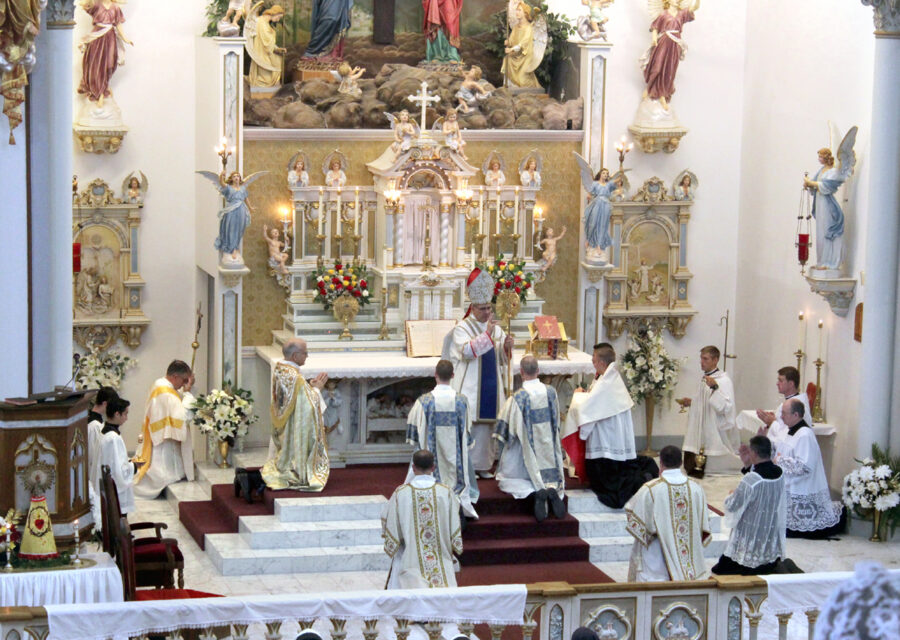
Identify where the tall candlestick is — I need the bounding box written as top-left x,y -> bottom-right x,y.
479,187 -> 485,235
797,311 -> 806,352
817,319 -> 824,360
495,189 -> 501,235
354,187 -> 360,235
471,244 -> 475,268
383,247 -> 388,270
318,188 -> 324,236
514,187 -> 520,236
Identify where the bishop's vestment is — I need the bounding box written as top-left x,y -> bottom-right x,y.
382,474 -> 463,589
626,469 -> 710,581
494,378 -> 564,499
406,384 -> 478,517
134,378 -> 195,499
262,360 -> 330,491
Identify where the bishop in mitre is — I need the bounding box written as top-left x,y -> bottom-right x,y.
442,267 -> 514,477
382,449 -> 463,589
406,359 -> 478,517
494,355 -> 566,521
262,338 -> 330,491
134,361 -> 196,499
626,446 -> 711,582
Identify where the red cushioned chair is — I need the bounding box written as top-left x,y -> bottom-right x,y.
100,465 -> 185,591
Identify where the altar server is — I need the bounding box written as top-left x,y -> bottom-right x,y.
134,361 -> 196,499
100,397 -> 138,515
262,338 -> 330,491
494,355 -> 565,521
564,343 -> 656,507
756,365 -> 813,448
383,450 -> 463,589
88,386 -> 118,527
406,359 -> 478,517
776,399 -> 844,538
443,267 -> 514,477
626,446 -> 711,582
680,346 -> 740,476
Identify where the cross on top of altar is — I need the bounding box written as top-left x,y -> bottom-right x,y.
407,80 -> 440,129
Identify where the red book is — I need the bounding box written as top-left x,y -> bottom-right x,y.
534,315 -> 561,340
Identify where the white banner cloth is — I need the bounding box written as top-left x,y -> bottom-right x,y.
45,584 -> 528,640
763,569 -> 900,615
0,552 -> 123,607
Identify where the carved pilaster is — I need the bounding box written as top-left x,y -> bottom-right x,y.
861,0 -> 900,35
46,0 -> 77,28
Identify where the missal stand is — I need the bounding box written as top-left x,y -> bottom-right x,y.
0,391 -> 94,542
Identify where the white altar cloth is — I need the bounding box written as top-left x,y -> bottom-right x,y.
763,568 -> 900,615
736,410 -> 837,437
45,584 -> 527,640
0,552 -> 123,606
257,346 -> 595,379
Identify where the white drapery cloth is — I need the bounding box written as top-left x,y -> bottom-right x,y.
765,567 -> 900,616
45,585 -> 527,640
402,194 -> 439,264
1,552 -> 123,607
723,471 -> 786,568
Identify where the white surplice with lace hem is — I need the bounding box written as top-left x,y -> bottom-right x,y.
774,425 -> 841,531
724,471 -> 786,568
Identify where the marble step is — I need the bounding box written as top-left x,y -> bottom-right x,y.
585,532 -> 730,563
575,511 -> 722,538
565,490 -> 621,514
238,515 -> 383,549
274,495 -> 389,523
204,533 -> 390,576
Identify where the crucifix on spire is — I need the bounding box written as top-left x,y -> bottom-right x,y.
407,80 -> 440,130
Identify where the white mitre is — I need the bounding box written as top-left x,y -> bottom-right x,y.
466,268 -> 494,305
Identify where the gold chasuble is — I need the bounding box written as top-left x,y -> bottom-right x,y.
262,360 -> 329,491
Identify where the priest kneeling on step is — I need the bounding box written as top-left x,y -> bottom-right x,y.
626,446 -> 711,582
494,355 -> 566,522
382,449 -> 463,589
712,436 -> 787,576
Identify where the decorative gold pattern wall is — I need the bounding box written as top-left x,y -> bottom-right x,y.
242,138 -> 583,346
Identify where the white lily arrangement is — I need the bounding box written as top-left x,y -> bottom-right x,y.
842,458 -> 900,513
191,385 -> 258,442
620,328 -> 680,404
74,345 -> 137,390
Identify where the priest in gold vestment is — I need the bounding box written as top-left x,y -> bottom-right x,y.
246,4 -> 285,88
262,338 -> 330,491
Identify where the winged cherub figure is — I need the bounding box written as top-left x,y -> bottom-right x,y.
121,171 -> 148,204
386,110 -> 419,154
197,169 -> 268,263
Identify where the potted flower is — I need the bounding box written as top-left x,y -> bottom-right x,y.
191,385 -> 258,468
313,259 -> 371,339
842,445 -> 900,542
73,345 -> 137,390
480,253 -> 535,305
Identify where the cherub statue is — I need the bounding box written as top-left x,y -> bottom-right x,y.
672,171 -> 697,201
77,0 -> 133,109
483,153 -> 507,187
322,380 -> 343,436
518,153 -> 542,188
121,171 -> 148,204
442,108 -> 466,158
574,152 -> 622,263
263,224 -> 289,275
331,62 -> 365,98
196,169 -> 268,264
501,1 -> 547,89
217,0 -> 249,36
322,152 -> 348,188
577,0 -> 614,41
386,110 -> 419,154
537,226 -> 566,272
455,66 -> 492,113
287,152 -> 310,187
639,0 -> 700,110
803,125 -> 858,271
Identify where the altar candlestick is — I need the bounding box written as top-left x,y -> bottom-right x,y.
354,187 -> 360,235
479,187 -> 485,235
817,319 -> 824,360
495,189 -> 501,235
514,187 -> 520,236
72,518 -> 81,565
317,188 -> 324,235
471,244 -> 475,268
797,311 -> 806,352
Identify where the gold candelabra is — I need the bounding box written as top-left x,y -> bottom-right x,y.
794,349 -> 805,382
352,234 -> 362,265
511,233 -> 521,259
316,233 -> 325,268
475,233 -> 487,259
615,135 -> 633,175
493,232 -> 502,257
812,358 -> 825,422
423,219 -> 432,270
215,137 -> 235,172
378,287 -> 390,340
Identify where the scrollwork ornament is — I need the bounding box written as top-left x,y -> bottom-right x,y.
861,0 -> 900,33
46,0 -> 77,27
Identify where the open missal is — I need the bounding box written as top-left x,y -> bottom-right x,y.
405,320 -> 458,358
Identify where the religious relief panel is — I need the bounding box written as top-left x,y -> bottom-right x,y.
72,177 -> 150,350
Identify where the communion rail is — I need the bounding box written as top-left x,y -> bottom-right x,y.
0,574 -> 844,640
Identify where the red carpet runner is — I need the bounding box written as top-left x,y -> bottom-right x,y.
179,464 -> 612,585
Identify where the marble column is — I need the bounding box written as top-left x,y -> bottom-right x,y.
858,0 -> 900,454
29,2 -> 76,390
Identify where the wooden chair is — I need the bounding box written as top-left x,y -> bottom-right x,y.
100,465 -> 185,591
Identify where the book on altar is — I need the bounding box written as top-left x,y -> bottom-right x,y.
405,320 -> 458,358
534,315 -> 562,339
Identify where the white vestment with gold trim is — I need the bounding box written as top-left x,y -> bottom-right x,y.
134,378 -> 195,499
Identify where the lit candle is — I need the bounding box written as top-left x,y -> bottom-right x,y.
354,187 -> 360,235
471,243 -> 476,268
797,311 -> 806,353
317,188 -> 324,236
817,319 -> 824,360
479,187 -> 485,235
514,187 -> 520,236
495,189 -> 501,234
335,193 -> 342,234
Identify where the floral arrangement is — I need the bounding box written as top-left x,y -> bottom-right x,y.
620,328 -> 680,404
0,510 -> 19,558
191,385 -> 258,443
314,260 -> 371,310
842,444 -> 900,534
74,345 -> 137,390
479,254 -> 534,304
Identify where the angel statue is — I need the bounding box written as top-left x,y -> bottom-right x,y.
197,169 -> 268,264
442,108 -> 466,158
672,171 -> 697,201
263,224 -> 289,276
324,156 -> 347,188
245,2 -> 285,89
386,110 -> 419,155
577,0 -> 614,42
77,0 -> 133,108
501,1 -> 547,90
537,226 -> 566,273
483,154 -> 506,187
639,0 -> 700,110
287,153 -> 310,188
574,152 -> 622,264
803,126 -> 858,272
519,153 -> 542,188
121,171 -> 148,204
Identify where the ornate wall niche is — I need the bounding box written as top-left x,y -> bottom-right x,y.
72,178 -> 150,350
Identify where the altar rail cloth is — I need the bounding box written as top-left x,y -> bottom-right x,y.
44,584 -> 527,640
763,568 -> 900,615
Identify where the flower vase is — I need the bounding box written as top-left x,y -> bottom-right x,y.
641,395 -> 657,457
218,439 -> 231,469
870,510 -> 883,542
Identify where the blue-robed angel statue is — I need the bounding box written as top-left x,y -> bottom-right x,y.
197,169 -> 268,264
803,125 -> 857,272
574,152 -> 622,263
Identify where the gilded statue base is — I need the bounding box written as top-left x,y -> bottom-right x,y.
73,125 -> 128,154
627,124 -> 687,154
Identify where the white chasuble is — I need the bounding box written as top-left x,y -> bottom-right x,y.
406,385 -> 478,517
263,360 -> 330,492
494,379 -> 565,499
564,362 -> 636,461
443,316 -> 509,471
626,469 -> 710,581
682,370 -> 739,457
382,475 -> 463,589
134,378 -> 195,499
